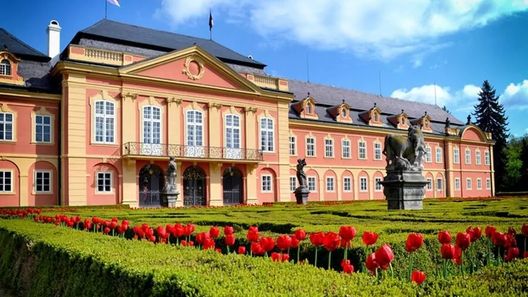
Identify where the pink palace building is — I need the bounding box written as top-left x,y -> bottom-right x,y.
0,20 -> 494,207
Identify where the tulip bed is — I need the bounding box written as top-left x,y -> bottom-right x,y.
0,197 -> 527,296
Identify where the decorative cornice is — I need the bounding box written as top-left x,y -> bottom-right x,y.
182,56 -> 205,81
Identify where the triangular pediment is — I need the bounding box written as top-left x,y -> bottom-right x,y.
119,46 -> 260,93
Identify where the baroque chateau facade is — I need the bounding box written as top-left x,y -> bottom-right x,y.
0,20 -> 494,207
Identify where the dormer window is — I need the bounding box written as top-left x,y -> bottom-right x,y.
359,104 -> 382,126
341,108 -> 347,118
305,103 -> 313,114
374,112 -> 380,122
0,59 -> 11,76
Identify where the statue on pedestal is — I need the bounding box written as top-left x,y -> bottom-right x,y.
294,158 -> 310,205
161,156 -> 180,207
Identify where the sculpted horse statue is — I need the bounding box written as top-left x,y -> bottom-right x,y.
383,126 -> 425,171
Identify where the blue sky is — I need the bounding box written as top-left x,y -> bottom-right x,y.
3,0 -> 528,136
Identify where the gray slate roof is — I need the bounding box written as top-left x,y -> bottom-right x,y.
71,19 -> 266,69
0,28 -> 50,62
288,79 -> 463,126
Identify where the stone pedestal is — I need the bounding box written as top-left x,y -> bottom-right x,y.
161,191 -> 180,208
294,186 -> 309,205
380,171 -> 428,210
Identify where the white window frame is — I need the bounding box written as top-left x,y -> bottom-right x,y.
0,170 -> 13,192
0,112 -> 14,141
359,176 -> 368,192
93,100 -> 115,144
34,170 -> 52,194
477,178 -> 482,190
96,172 -> 112,193
465,148 -> 471,165
485,150 -> 490,165
343,176 -> 351,192
306,137 -> 315,157
435,147 -> 442,163
453,146 -> 460,164
374,142 -> 382,160
260,117 -> 274,152
289,136 -> 296,156
466,178 -> 472,190
476,150 -> 481,165
0,59 -> 11,76
455,178 -> 460,190
374,177 -> 382,192
358,140 -> 367,160
261,175 -> 272,192
486,178 -> 491,190
326,176 -> 335,192
307,176 -> 316,192
425,146 -> 432,163
436,178 -> 443,192
289,176 -> 297,192
35,114 -> 52,143
426,178 -> 432,191
185,109 -> 204,157
325,138 -> 334,158
342,139 -> 351,159
224,114 -> 241,159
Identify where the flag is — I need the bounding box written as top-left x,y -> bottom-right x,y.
107,0 -> 120,7
209,11 -> 214,31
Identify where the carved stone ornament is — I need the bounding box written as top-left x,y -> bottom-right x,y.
182,56 -> 205,80
383,125 -> 426,172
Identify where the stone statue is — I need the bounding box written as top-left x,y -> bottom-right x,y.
161,156 -> 179,207
296,158 -> 307,187
383,125 -> 425,171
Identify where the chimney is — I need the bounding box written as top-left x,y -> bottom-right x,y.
47,20 -> 61,59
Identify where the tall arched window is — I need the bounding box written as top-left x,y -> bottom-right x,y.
225,114 -> 241,159
185,110 -> 204,157
94,101 -> 115,143
0,59 -> 11,76
142,106 -> 162,155
260,117 -> 274,152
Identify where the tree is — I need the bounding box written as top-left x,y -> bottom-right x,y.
473,80 -> 509,191
519,137 -> 528,191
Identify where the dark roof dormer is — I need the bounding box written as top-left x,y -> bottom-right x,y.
292,93 -> 318,119
411,112 -> 433,132
388,109 -> 409,130
327,99 -> 352,123
0,50 -> 24,86
359,103 -> 383,126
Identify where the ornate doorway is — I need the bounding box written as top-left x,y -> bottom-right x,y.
223,167 -> 243,205
183,166 -> 206,206
138,164 -> 164,207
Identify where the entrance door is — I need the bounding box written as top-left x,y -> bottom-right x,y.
183,166 -> 206,206
223,167 -> 243,205
138,164 -> 164,207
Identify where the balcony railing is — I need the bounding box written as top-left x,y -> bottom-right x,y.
123,142 -> 263,161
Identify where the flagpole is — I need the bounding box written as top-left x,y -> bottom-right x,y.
105,0 -> 108,19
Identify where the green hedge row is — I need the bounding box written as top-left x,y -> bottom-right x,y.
0,219 -> 526,297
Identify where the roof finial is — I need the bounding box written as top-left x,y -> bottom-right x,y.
445,117 -> 451,128
424,111 -> 428,116
374,102 -> 377,107
466,114 -> 471,125
307,92 -> 310,97
401,109 -> 404,114
342,99 -> 345,104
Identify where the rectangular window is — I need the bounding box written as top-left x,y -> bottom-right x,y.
455,178 -> 460,190
343,177 -> 351,192
325,139 -> 334,157
94,101 -> 115,143
0,171 -> 12,192
375,177 -> 382,191
35,170 -> 51,193
465,149 -> 471,164
359,141 -> 366,160
476,151 -> 481,165
374,143 -> 382,160
97,172 -> 112,193
425,146 -> 432,163
307,176 -> 316,192
35,115 -> 51,143
261,175 -> 272,192
466,178 -> 472,190
436,178 -> 443,191
342,139 -> 350,158
289,136 -> 296,155
260,118 -> 274,152
290,176 -> 296,192
326,177 -> 334,192
359,177 -> 368,192
426,178 -> 432,191
486,178 -> 491,190
306,137 -> 315,157
225,114 -> 240,149
0,112 -> 13,141
477,178 -> 482,190
436,147 -> 442,163
485,151 -> 490,165
453,147 -> 460,164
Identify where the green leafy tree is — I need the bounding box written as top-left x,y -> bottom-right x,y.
473,80 -> 509,191
504,137 -> 522,190
519,137 -> 528,191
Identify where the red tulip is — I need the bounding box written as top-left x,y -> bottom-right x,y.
103,227 -> 111,234
309,232 -> 325,247
290,236 -> 300,248
405,233 -> 424,253
362,231 -> 378,246
453,246 -> 463,265
437,230 -> 451,244
341,259 -> 354,274
224,225 -> 234,235
294,229 -> 307,241
522,224 -> 528,237
440,244 -> 455,259
466,226 -> 482,242
203,238 -> 215,250
259,237 -> 275,252
251,242 -> 265,255
195,232 -> 210,245
339,226 -> 356,246
271,252 -> 281,262
181,240 -> 188,246
184,223 -> 195,236
455,232 -> 471,250
375,244 -> 394,269
224,234 -> 236,246
110,220 -> 118,230
505,247 -> 519,262
504,233 -> 517,248
508,227 -> 516,235
491,231 -> 505,247
247,226 -> 259,242
365,253 -> 378,273
281,253 -> 290,262
84,220 -> 93,231
523,251 -> 528,259
237,246 -> 246,254
157,226 -> 168,239
173,224 -> 184,238
209,226 -> 220,239
323,232 -> 341,252
485,225 -> 496,238
148,235 -> 156,242
411,270 -> 426,285
277,235 -> 292,251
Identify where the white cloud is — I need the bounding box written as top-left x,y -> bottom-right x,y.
156,0 -> 527,59
501,80 -> 528,110
391,84 -> 453,107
